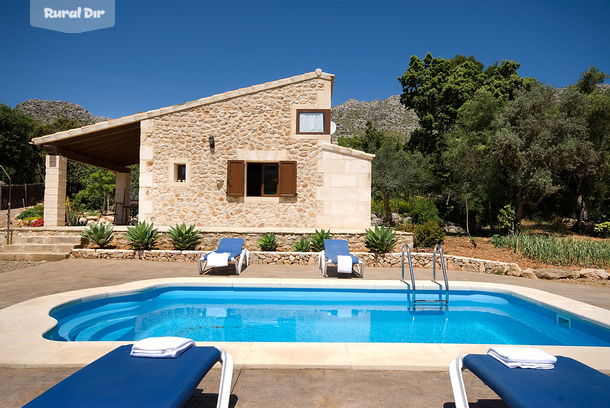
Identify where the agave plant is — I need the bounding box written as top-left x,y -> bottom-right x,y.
80,222 -> 114,248
258,232 -> 278,251
168,222 -> 202,250
364,225 -> 397,253
292,236 -> 311,252
124,221 -> 160,250
310,229 -> 332,252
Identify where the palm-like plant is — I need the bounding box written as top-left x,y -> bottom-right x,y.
124,221 -> 160,250
258,233 -> 278,251
364,225 -> 397,253
168,222 -> 202,250
80,223 -> 114,248
292,237 -> 311,252
310,229 -> 332,252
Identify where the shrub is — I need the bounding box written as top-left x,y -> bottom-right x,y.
124,221 -> 160,250
594,222 -> 610,238
310,229 -> 332,252
413,220 -> 445,248
364,225 -> 397,253
258,233 -> 278,251
292,237 -> 311,252
31,218 -> 44,227
168,222 -> 202,250
409,197 -> 441,225
498,204 -> 516,233
80,223 -> 114,248
17,205 -> 44,220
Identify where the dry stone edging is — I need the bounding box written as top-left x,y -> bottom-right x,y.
69,248 -> 609,281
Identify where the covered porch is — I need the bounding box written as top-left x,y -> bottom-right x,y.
32,119 -> 142,227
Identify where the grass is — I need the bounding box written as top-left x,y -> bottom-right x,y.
492,233 -> 610,269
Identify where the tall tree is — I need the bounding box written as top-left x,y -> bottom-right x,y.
372,138 -> 427,225
576,66 -> 609,95
444,93 -> 503,234
0,104 -> 42,184
398,53 -> 534,156
492,83 -> 590,221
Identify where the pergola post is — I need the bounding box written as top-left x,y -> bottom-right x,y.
114,172 -> 130,225
43,154 -> 67,227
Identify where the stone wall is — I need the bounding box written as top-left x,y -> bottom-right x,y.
137,71 -> 375,230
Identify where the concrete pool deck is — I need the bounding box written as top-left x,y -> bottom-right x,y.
2,259 -> 610,407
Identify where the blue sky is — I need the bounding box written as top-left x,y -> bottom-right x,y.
1,0 -> 609,119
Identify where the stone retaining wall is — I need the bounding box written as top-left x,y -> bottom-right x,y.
69,248 -> 519,274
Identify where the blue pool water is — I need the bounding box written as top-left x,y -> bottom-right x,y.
45,287 -> 610,346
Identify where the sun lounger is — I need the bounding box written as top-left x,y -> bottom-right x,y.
198,237 -> 248,275
319,239 -> 364,277
450,353 -> 610,408
23,345 -> 234,408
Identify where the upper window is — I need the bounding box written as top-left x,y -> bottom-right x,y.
296,109 -> 331,134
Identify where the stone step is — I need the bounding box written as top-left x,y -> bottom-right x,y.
0,252 -> 69,262
2,244 -> 77,254
12,235 -> 84,245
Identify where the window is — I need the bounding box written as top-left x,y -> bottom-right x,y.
296,109 -> 331,134
227,160 -> 297,197
169,160 -> 189,185
176,164 -> 186,182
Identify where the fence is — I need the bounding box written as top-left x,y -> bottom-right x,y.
0,183 -> 44,210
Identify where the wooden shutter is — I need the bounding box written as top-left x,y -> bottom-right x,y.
227,160 -> 245,196
279,161 -> 297,197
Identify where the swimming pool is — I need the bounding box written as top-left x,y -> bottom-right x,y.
46,286 -> 610,346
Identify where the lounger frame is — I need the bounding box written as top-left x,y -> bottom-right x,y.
198,248 -> 249,275
318,239 -> 364,278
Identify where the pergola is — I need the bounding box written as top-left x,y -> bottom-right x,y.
32,119 -> 142,226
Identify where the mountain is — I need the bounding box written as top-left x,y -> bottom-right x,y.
15,99 -> 110,125
331,95 -> 419,141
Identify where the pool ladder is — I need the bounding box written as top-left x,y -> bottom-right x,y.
401,244 -> 449,309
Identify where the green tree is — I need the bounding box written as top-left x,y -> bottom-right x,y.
569,73 -> 610,225
0,104 -> 43,184
576,66 -> 609,95
492,83 -> 590,221
337,120 -> 384,154
372,138 -> 427,225
398,53 -> 534,156
73,170 -> 116,213
444,93 -> 503,234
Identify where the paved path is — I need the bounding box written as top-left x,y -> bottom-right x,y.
1,258 -> 609,407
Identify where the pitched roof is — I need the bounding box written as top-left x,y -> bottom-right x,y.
32,70 -> 334,172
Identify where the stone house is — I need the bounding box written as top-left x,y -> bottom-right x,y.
32,70 -> 374,232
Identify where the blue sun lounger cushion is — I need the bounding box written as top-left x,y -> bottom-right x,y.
23,345 -> 234,408
450,353 -> 610,408
198,237 -> 248,275
319,239 -> 364,278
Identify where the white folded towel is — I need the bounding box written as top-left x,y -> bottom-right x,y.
337,255 -> 353,273
488,347 -> 556,369
207,252 -> 230,267
131,336 -> 195,359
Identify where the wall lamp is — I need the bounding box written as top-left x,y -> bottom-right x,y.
209,136 -> 215,150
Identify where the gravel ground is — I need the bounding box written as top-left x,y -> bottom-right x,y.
0,261 -> 46,274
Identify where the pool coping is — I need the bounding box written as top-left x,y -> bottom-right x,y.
1,278 -> 610,371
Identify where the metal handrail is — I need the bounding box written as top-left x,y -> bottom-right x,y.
403,243 -> 450,309
401,243 -> 415,288
432,243 -> 450,298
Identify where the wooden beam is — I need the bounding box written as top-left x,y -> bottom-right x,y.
43,145 -> 131,173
